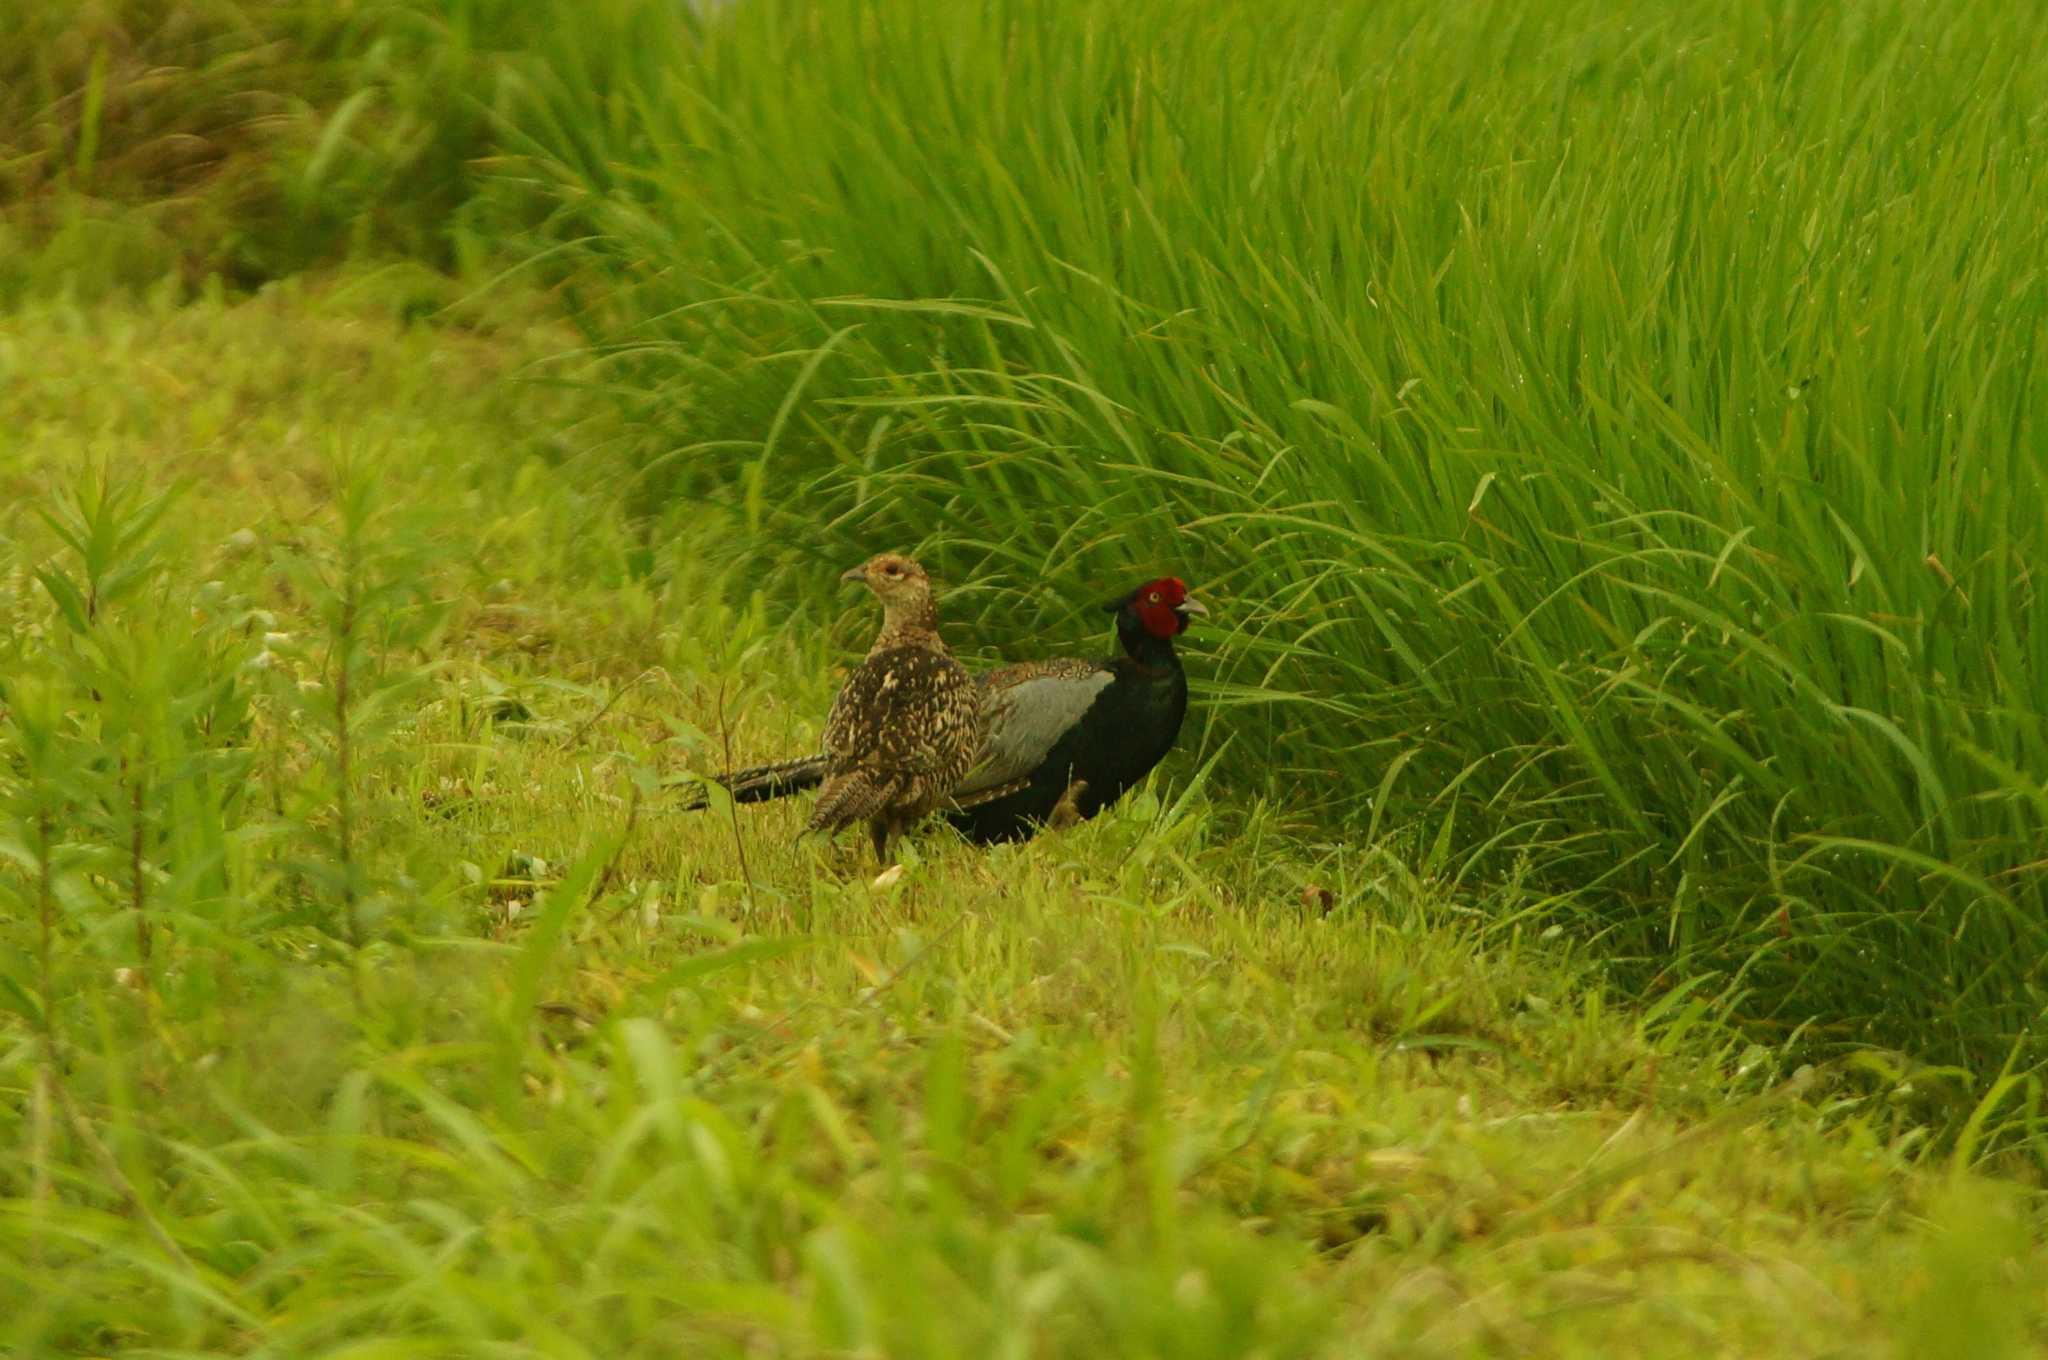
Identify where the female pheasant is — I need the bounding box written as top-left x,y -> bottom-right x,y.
803,553 -> 981,864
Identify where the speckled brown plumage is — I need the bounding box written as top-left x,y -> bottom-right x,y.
805,552 -> 980,863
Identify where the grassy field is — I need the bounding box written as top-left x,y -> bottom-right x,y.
6,0 -> 2048,1352
524,0 -> 2048,1099
0,281 -> 2044,1356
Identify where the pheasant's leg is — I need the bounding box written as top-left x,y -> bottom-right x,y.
869,817 -> 892,865
1047,778 -> 1090,831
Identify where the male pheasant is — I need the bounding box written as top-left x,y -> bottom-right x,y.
802,552 -> 981,864
942,576 -> 1204,843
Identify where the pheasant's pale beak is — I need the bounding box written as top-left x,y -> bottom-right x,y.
840,564 -> 869,585
1176,596 -> 1210,618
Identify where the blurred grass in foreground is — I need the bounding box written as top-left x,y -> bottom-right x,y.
0,0 -> 650,297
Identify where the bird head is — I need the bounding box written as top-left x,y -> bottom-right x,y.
1105,576 -> 1208,640
841,552 -> 937,627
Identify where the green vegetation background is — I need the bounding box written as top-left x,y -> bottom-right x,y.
3,0 -> 2047,1353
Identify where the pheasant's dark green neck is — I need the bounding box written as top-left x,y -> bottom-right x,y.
1115,609 -> 1180,671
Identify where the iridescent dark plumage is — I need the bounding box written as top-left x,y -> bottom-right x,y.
803,553 -> 980,864
682,577 -> 1205,847
942,576 -> 1203,844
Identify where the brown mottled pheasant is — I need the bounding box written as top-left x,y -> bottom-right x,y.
802,552 -> 982,865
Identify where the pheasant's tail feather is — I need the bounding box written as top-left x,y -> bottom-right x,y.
806,771 -> 897,835
945,776 -> 1032,812
675,756 -> 828,810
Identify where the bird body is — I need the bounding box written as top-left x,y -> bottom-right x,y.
943,578 -> 1201,843
686,576 -> 1204,847
804,553 -> 979,863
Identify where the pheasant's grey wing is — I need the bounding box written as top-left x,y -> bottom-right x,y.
957,665 -> 1115,796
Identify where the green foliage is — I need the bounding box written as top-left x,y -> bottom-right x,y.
0,270 -> 2042,1360
29,475 -> 255,981
0,0 -> 621,294
522,0 -> 2048,1093
32,472 -> 176,631
263,454 -> 449,968
4,0 -> 2048,1343
1890,1183 -> 2040,1360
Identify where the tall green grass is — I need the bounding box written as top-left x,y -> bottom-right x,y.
522,0 -> 2048,1093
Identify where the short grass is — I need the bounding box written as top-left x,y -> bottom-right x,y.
3,280 -> 2046,1356
522,0 -> 2048,1100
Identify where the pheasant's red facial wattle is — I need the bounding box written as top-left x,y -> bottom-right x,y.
1131,577 -> 1191,639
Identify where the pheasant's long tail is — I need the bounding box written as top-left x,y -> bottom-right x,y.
944,777 -> 1032,812
806,772 -> 898,835
674,756 -> 828,810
